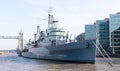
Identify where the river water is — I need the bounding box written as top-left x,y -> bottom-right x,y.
0,52 -> 120,71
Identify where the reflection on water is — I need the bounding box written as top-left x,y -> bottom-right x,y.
0,53 -> 120,71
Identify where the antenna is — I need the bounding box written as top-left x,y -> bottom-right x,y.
48,7 -> 53,14
48,0 -> 53,10
48,8 -> 54,28
47,0 -> 58,28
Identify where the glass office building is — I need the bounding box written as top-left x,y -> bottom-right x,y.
95,19 -> 109,51
110,13 -> 120,54
85,25 -> 96,40
99,19 -> 109,50
95,20 -> 105,39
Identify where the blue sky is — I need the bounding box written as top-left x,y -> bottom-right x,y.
0,0 -> 120,50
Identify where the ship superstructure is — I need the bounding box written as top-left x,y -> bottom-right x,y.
17,9 -> 96,63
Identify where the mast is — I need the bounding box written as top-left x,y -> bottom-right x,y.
48,8 -> 58,28
37,25 -> 40,34
48,8 -> 53,28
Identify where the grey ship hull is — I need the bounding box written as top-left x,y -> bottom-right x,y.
19,40 -> 96,63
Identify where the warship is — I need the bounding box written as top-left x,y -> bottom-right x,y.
17,9 -> 96,63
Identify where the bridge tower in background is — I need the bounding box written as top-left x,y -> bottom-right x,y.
18,32 -> 23,51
